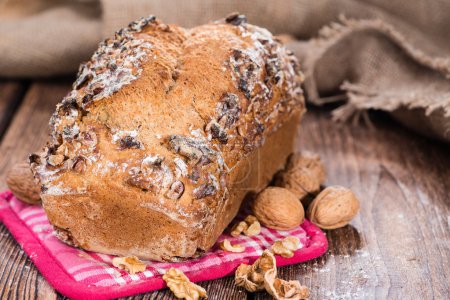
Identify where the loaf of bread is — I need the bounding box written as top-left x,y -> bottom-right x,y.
30,14 -> 305,261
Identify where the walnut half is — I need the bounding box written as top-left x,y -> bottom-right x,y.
243,215 -> 261,236
271,236 -> 300,258
220,239 -> 245,253
231,215 -> 261,237
163,268 -> 207,300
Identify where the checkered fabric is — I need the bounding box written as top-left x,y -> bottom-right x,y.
0,190 -> 327,299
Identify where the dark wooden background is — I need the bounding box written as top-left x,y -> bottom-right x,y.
0,79 -> 449,299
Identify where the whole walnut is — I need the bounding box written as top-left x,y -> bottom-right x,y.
6,163 -> 41,205
275,153 -> 326,201
252,187 -> 304,231
307,186 -> 360,230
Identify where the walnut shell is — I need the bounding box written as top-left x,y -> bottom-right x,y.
307,186 -> 360,230
252,187 -> 304,231
6,163 -> 41,205
275,152 -> 326,201
264,270 -> 309,300
235,250 -> 276,292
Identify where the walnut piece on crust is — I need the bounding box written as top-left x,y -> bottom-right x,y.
163,268 -> 207,300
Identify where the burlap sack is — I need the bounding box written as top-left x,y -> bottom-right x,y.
1,0 -> 449,142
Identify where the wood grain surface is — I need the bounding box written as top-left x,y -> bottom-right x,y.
0,79 -> 448,299
0,81 -> 28,141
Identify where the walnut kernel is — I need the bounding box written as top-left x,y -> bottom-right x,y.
230,221 -> 248,237
220,239 -> 245,253
235,264 -> 258,291
47,154 -> 65,166
163,268 -> 207,300
112,256 -> 146,275
271,236 -> 300,258
243,215 -> 261,236
230,215 -> 261,237
244,219 -> 261,237
235,249 -> 309,299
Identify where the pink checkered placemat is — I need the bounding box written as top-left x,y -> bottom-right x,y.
0,190 -> 328,300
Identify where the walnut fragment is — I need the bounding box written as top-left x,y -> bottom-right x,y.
271,236 -> 300,258
243,215 -> 261,237
235,250 -> 309,299
230,215 -> 261,237
230,220 -> 248,237
163,268 -> 207,300
112,256 -> 146,275
264,270 -> 309,300
167,135 -> 217,165
47,154 -> 65,166
220,239 -> 245,253
235,250 -> 276,292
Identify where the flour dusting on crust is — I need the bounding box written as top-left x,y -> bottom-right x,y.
29,14 -> 305,261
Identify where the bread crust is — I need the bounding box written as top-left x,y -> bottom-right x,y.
30,14 -> 305,261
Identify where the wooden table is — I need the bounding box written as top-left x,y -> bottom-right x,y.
0,79 -> 449,299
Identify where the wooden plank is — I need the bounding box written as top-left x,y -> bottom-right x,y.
116,277 -> 247,300
0,80 -> 449,299
0,80 -> 29,141
254,109 -> 450,299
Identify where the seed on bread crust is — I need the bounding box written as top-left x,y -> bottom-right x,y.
166,180 -> 185,200
225,13 -> 247,26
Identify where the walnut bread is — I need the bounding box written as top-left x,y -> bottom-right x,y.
30,13 -> 305,261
